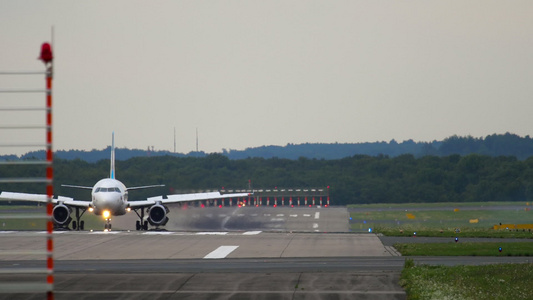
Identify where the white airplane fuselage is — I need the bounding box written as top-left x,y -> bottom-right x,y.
91,178 -> 129,217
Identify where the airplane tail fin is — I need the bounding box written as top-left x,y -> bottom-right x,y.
110,132 -> 115,179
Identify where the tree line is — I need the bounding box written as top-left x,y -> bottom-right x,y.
2,153 -> 533,205
8,132 -> 533,162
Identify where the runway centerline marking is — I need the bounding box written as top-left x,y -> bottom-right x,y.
242,231 -> 262,235
315,212 -> 320,219
203,245 -> 239,259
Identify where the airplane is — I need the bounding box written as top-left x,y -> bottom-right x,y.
0,133 -> 250,231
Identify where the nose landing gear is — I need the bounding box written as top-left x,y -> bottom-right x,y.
104,217 -> 112,231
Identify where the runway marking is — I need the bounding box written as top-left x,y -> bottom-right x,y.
90,231 -> 120,234
203,245 -> 239,259
263,214 -> 271,217
196,232 -> 228,235
315,212 -> 320,219
242,231 -> 262,235
313,223 -> 319,229
303,214 -> 311,217
143,231 -> 174,235
276,214 -> 284,217
290,214 -> 298,217
271,218 -> 284,221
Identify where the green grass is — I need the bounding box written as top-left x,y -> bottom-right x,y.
401,260 -> 533,300
0,205 -> 110,231
395,242 -> 533,256
348,201 -> 530,209
376,226 -> 533,238
350,201 -> 533,238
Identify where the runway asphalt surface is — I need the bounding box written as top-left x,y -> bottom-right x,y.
1,205 -> 530,299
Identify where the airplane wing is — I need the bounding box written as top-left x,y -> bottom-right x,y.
127,192 -> 251,208
0,192 -> 91,208
164,191 -> 250,203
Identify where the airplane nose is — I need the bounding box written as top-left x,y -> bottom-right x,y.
94,193 -> 121,211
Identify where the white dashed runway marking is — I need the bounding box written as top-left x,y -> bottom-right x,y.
143,231 -> 174,235
203,245 -> 239,259
242,231 -> 262,235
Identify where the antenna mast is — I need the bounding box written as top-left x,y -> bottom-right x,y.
196,128 -> 199,152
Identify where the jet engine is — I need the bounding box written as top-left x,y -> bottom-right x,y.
147,204 -> 169,226
52,204 -> 72,226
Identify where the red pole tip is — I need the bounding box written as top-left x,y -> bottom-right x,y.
39,43 -> 53,64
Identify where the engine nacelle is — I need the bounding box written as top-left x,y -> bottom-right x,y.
147,204 -> 169,226
52,204 -> 72,226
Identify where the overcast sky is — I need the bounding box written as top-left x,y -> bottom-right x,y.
1,1 -> 532,155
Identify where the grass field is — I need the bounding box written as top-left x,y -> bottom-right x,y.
395,242 -> 533,256
401,260 -> 533,300
0,205 -> 110,231
349,201 -> 533,238
349,202 -> 533,298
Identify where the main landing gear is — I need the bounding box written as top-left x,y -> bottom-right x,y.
135,220 -> 148,231
133,207 -> 149,231
72,207 -> 87,231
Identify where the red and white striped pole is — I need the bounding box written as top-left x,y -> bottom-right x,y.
40,42 -> 54,300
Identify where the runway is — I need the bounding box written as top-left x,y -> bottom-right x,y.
5,207 -> 525,300
2,206 -> 527,299
0,206 -> 410,299
1,231 -> 392,260
113,205 -> 350,232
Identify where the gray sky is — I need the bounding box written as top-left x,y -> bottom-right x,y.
1,1 -> 532,155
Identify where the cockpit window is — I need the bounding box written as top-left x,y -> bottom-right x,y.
95,187 -> 121,193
